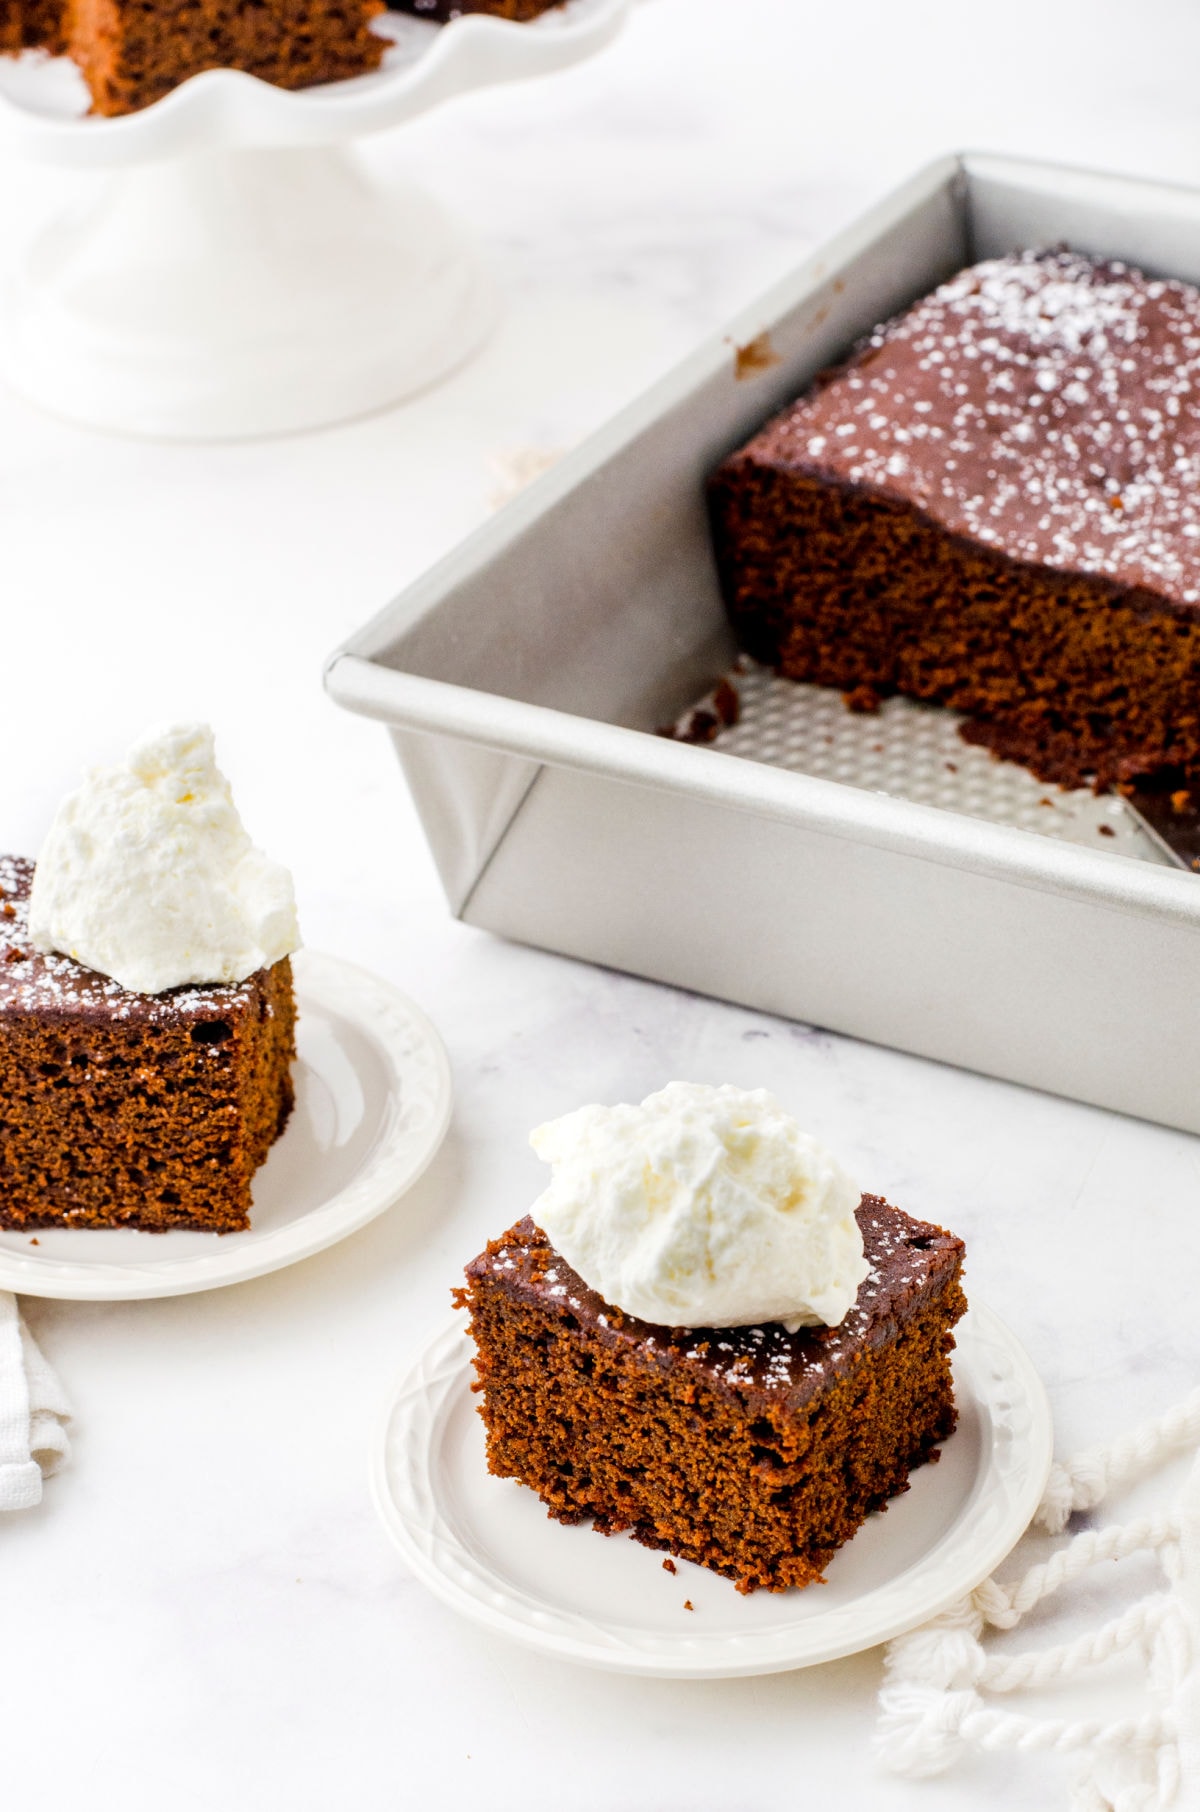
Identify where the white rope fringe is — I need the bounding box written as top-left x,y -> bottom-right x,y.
875,1387 -> 1200,1809
1037,1391 -> 1200,1535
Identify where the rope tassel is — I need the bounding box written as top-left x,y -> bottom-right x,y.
875,1405 -> 1200,1809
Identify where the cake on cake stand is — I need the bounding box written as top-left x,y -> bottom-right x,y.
0,0 -> 628,438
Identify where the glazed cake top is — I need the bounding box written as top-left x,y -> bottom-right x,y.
467,1197 -> 964,1416
742,248 -> 1200,611
0,855 -> 258,1028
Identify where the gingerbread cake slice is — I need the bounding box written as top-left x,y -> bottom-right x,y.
709,249 -> 1200,791
0,856 -> 295,1233
65,0 -> 386,116
455,1197 -> 966,1593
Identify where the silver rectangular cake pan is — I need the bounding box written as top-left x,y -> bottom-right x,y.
326,151 -> 1200,1136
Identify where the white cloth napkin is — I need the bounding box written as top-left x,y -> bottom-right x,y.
0,1292 -> 70,1511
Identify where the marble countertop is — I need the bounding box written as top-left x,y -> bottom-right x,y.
2,1 -> 1199,1805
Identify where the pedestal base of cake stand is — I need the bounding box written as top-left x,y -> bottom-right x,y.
0,143 -> 496,439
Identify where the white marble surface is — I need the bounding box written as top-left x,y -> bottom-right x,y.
1,1 -> 1199,1804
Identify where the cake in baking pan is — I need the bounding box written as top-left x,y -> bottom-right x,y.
454,1084 -> 966,1593
709,249 -> 1200,792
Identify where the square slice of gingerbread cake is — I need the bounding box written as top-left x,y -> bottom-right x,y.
0,856 -> 295,1233
456,1196 -> 965,1593
709,249 -> 1200,791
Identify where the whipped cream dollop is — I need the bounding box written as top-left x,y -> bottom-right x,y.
529,1081 -> 868,1331
29,723 -> 300,995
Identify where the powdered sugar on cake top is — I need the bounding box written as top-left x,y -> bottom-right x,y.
494,1203 -> 952,1411
0,855 -> 255,1025
765,248 -> 1200,605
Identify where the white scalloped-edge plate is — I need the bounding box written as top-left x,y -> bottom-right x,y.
0,950 -> 452,1300
370,1303 -> 1052,1676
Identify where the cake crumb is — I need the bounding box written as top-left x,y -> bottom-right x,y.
662,1558 -> 677,1575
733,332 -> 781,380
1098,823 -> 1116,837
712,679 -> 741,729
843,683 -> 882,714
660,674 -> 742,745
683,1599 -> 695,1611
668,708 -> 718,744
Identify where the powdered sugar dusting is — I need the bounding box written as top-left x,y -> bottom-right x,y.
0,854 -> 256,1025
493,1204 -> 956,1410
772,248 -> 1200,602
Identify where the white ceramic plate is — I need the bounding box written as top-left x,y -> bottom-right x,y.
0,950 -> 452,1301
371,1304 -> 1052,1676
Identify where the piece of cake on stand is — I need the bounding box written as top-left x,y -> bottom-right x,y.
0,0 -> 627,438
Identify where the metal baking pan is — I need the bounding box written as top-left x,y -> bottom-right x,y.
325,151 -> 1200,1136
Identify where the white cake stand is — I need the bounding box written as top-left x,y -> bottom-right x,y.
0,0 -> 627,438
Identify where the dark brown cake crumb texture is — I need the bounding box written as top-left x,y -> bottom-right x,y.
658,675 -> 742,745
457,1199 -> 966,1593
710,249 -> 1200,792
